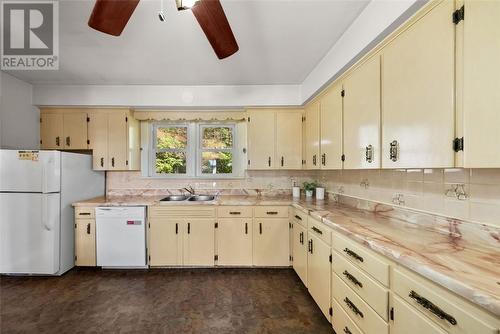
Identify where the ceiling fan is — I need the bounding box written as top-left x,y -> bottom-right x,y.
87,0 -> 239,59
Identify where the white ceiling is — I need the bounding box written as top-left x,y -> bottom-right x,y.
8,0 -> 369,85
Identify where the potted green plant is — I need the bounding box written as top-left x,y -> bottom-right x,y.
303,181 -> 319,198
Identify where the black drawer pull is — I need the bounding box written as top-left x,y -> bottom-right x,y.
229,211 -> 241,215
294,215 -> 302,221
245,222 -> 248,234
259,223 -> 262,234
409,290 -> 457,325
78,212 -> 91,216
343,248 -> 364,262
299,231 -> 304,244
86,223 -> 91,235
343,270 -> 363,288
187,222 -> 190,234
266,211 -> 278,215
343,327 -> 352,334
175,223 -> 178,234
344,297 -> 363,318
311,226 -> 323,235
308,239 -> 313,254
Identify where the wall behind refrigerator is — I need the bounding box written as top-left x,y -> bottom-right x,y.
0,72 -> 40,149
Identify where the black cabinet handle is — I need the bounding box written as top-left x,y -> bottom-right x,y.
343,248 -> 364,262
187,222 -> 190,234
266,211 -> 278,215
86,223 -> 91,235
308,239 -> 313,254
100,157 -> 104,167
55,136 -> 60,146
299,231 -> 303,244
175,223 -> 178,234
281,156 -> 284,167
311,226 -> 323,235
344,297 -> 364,318
322,153 -> 326,166
268,156 -> 271,167
66,136 -> 71,146
343,327 -> 352,334
245,222 -> 248,234
259,223 -> 262,234
111,157 -> 115,167
409,290 -> 457,325
229,211 -> 241,215
294,215 -> 302,221
343,270 -> 363,288
312,154 -> 317,166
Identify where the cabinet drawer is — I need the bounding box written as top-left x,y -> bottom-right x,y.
218,206 -> 253,218
392,268 -> 498,334
291,208 -> 308,227
254,206 -> 288,218
332,297 -> 363,334
332,273 -> 388,334
332,231 -> 389,286
75,207 -> 95,219
308,216 -> 331,246
332,250 -> 389,320
149,206 -> 216,218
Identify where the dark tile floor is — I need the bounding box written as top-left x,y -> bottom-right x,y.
1,268 -> 333,334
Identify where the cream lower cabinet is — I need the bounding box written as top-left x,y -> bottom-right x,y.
74,207 -> 96,266
216,218 -> 252,266
390,294 -> 447,334
381,0 -> 455,168
183,219 -> 215,266
307,232 -> 332,321
253,218 -> 289,266
292,222 -> 307,286
149,219 -> 183,266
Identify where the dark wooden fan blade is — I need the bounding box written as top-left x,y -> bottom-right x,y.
191,0 -> 239,59
88,0 -> 140,36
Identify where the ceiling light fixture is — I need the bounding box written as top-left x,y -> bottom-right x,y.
176,0 -> 199,11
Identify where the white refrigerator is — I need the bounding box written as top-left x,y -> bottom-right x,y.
0,150 -> 105,275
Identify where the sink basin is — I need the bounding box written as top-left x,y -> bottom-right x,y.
187,195 -> 215,202
160,195 -> 189,201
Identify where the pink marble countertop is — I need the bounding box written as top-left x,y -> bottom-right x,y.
72,194 -> 500,316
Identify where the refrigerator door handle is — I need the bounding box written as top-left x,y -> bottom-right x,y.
41,195 -> 52,231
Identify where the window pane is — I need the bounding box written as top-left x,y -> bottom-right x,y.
156,127 -> 187,149
201,152 -> 233,174
202,127 -> 233,149
156,152 -> 187,174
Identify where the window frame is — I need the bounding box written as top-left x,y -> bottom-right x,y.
197,124 -> 236,177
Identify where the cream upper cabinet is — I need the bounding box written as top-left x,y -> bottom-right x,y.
307,232 -> 331,321
148,218 -> 182,266
276,112 -> 303,169
381,0 -> 455,168
247,110 -> 276,169
247,109 -> 303,170
88,112 -> 108,170
319,83 -> 343,170
107,111 -> 128,170
305,101 -> 321,169
457,0 -> 500,167
253,218 -> 289,266
292,222 -> 307,286
40,113 -> 63,149
217,218 -> 252,266
183,219 -> 215,266
63,113 -> 88,149
343,55 -> 381,169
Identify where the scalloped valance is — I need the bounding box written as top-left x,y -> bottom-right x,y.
133,110 -> 247,122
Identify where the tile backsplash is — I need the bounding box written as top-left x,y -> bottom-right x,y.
107,168 -> 500,227
317,168 -> 500,228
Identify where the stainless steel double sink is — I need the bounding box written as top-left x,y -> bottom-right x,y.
160,195 -> 216,202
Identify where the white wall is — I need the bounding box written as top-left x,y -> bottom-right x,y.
0,72 -> 40,149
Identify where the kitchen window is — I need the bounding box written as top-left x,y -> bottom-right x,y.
146,122 -> 244,178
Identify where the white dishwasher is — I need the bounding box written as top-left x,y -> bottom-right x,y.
96,206 -> 147,268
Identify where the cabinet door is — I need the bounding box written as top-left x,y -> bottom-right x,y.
276,112 -> 303,169
320,83 -> 343,169
217,218 -> 252,266
343,55 -> 381,169
292,223 -> 307,286
75,219 -> 96,266
307,233 -> 331,320
40,113 -> 63,149
88,112 -> 108,170
391,294 -> 447,334
460,0 -> 500,167
381,1 -> 455,168
305,101 -> 321,169
149,219 -> 182,266
247,111 -> 276,169
63,113 -> 88,149
107,112 -> 127,170
183,219 -> 215,266
253,218 -> 289,266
